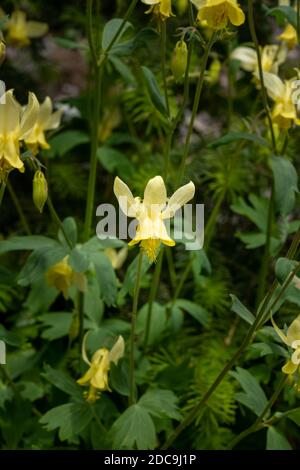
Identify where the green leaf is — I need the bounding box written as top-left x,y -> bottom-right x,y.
230,294 -> 255,325
110,404 -> 156,449
141,66 -> 168,118
110,359 -> 130,396
267,6 -> 297,28
19,381 -> 44,401
40,313 -> 73,340
69,247 -> 89,273
102,19 -> 133,50
0,325 -> 23,347
0,236 -> 58,255
53,37 -> 87,50
84,276 -> 104,326
40,403 -> 93,441
47,131 -> 89,157
230,367 -> 268,416
266,426 -> 292,450
139,389 -> 182,420
175,299 -> 209,326
109,56 -> 136,84
122,254 -> 151,296
231,194 -> 269,233
93,252 -> 117,306
0,381 -> 13,409
58,217 -> 77,247
42,365 -> 83,401
270,156 -> 298,215
17,245 -> 68,286
208,132 -> 268,149
286,407 -> 300,426
275,257 -> 297,283
137,302 -> 167,345
97,146 -> 134,178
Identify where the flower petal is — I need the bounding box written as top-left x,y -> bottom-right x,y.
114,176 -> 139,217
20,92 -> 39,139
143,176 -> 167,207
26,21 -> 48,38
262,72 -> 285,101
287,315 -> 300,345
109,335 -> 125,365
162,181 -> 195,219
282,360 -> 298,375
227,1 -> 245,26
231,47 -> 257,72
271,316 -> 289,346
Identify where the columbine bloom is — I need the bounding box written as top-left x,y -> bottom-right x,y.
231,45 -> 286,77
191,0 -> 245,30
277,24 -> 298,50
105,247 -> 128,270
46,256 -> 86,298
3,10 -> 48,47
114,176 -> 195,262
272,316 -> 300,376
77,335 -> 125,403
24,95 -> 62,154
141,0 -> 174,20
0,90 -> 38,181
263,72 -> 300,129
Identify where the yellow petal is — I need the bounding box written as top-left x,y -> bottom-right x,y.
262,72 -> 285,101
231,47 -> 257,72
77,365 -> 94,385
114,176 -> 139,217
227,0 -> 245,26
25,21 -> 48,38
287,315 -> 300,345
162,181 -> 195,219
109,335 -> 125,365
291,347 -> 300,366
282,360 -> 298,375
143,175 -> 167,207
271,316 -> 289,346
20,92 -> 39,139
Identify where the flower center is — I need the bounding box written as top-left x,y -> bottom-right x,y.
140,239 -> 161,262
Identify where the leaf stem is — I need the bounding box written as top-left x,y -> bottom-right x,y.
7,180 -> 31,235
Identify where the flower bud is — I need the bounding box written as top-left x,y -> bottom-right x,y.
0,38 -> 5,65
171,40 -> 188,82
33,171 -> 48,213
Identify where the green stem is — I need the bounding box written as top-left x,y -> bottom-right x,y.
297,0 -> 300,45
47,196 -> 73,249
177,32 -> 216,186
161,232 -> 300,449
129,251 -> 143,405
204,189 -> 226,251
0,175 -> 7,206
256,184 -> 274,307
166,247 -> 177,291
160,20 -> 170,117
248,0 -> 276,154
228,374 -> 287,449
7,180 -> 31,235
144,250 -> 164,352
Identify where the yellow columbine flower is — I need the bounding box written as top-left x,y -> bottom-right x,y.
77,335 -> 125,403
24,95 -> 62,155
141,0 -> 174,20
231,45 -> 286,76
191,0 -> 245,30
272,315 -> 300,376
3,10 -> 48,47
0,89 -> 38,181
114,176 -> 195,262
263,72 -> 300,130
277,24 -> 298,50
105,247 -> 128,270
45,256 -> 86,298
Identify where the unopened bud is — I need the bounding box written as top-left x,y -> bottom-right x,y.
33,171 -> 48,213
171,40 -> 188,82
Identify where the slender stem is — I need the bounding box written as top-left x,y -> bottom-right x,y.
177,32 -> 216,186
161,232 -> 300,449
160,20 -> 170,117
144,250 -> 164,352
171,256 -> 194,308
297,0 -> 300,45
256,184 -> 274,307
248,0 -> 276,154
47,196 -> 73,249
228,374 -> 287,449
204,189 -> 226,251
7,180 -> 31,235
166,247 -> 177,291
129,252 -> 143,405
0,175 -> 7,206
